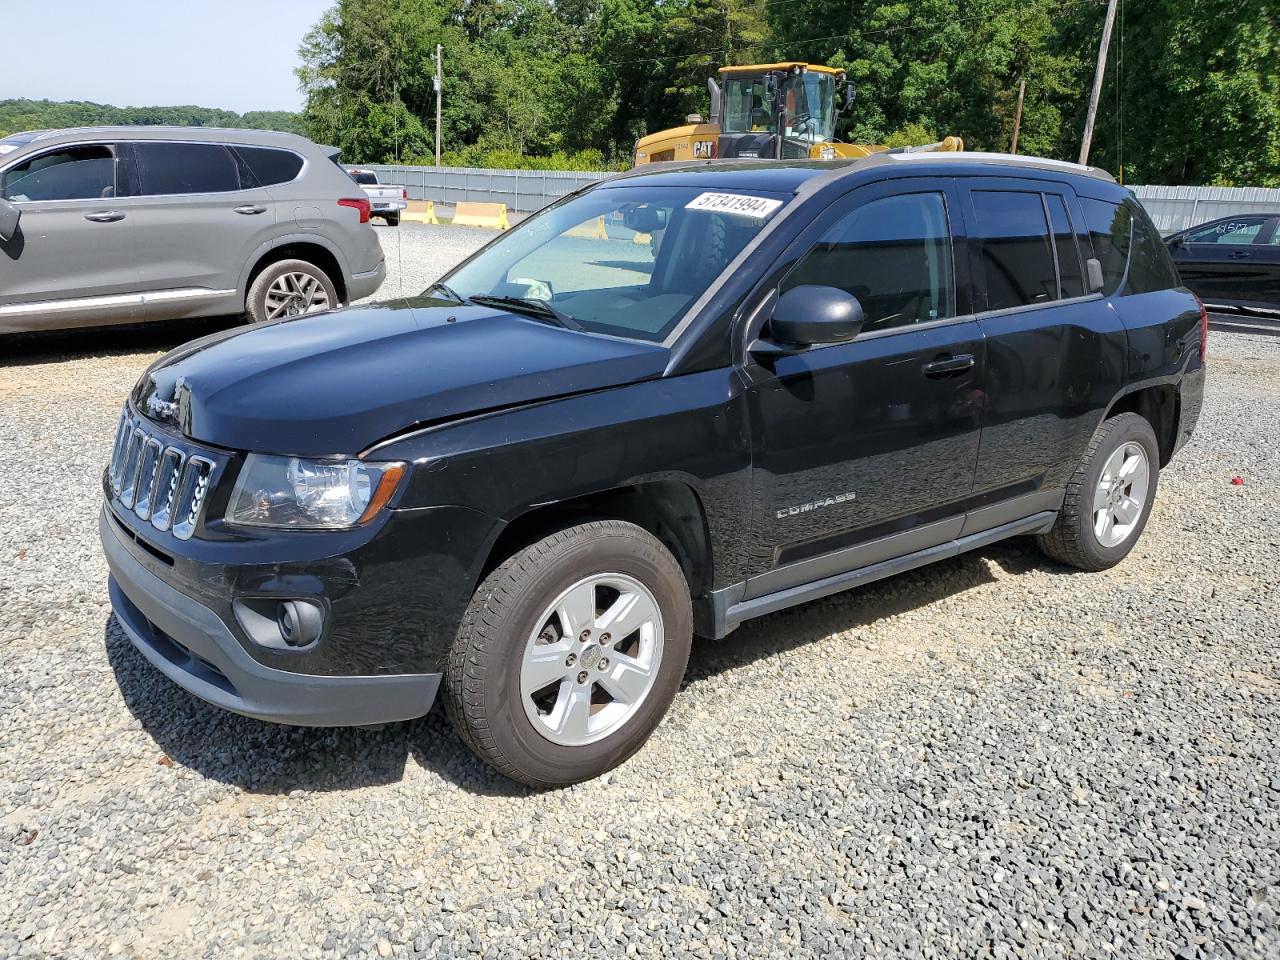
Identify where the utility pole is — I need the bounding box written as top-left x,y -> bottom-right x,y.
1010,79 -> 1026,154
434,43 -> 443,168
1079,0 -> 1119,166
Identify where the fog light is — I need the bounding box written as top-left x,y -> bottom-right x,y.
277,599 -> 324,647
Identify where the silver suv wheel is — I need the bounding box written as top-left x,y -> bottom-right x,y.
520,573 -> 664,747
264,271 -> 332,319
1092,441 -> 1150,547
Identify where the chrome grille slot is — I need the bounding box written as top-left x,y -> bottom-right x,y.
106,407 -> 219,541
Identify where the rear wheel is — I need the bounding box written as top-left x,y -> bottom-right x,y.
443,521 -> 692,787
246,259 -> 338,323
385,212 -> 401,227
1037,412 -> 1160,571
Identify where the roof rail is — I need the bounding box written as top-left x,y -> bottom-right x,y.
886,150 -> 1115,182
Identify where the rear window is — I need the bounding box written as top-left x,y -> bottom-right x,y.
133,141 -> 242,195
1125,202 -> 1180,294
349,170 -> 378,185
235,146 -> 304,187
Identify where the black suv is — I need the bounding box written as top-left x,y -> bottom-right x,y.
101,154 -> 1206,786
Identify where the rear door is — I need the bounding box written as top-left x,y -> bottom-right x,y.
965,179 -> 1127,516
741,177 -> 987,597
125,140 -> 276,319
1170,215 -> 1276,306
0,141 -> 141,330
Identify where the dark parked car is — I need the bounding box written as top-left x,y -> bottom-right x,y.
0,127 -> 385,333
101,152 -> 1206,786
1166,213 -> 1280,312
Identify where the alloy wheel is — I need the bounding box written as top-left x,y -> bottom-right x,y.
1092,441 -> 1150,547
264,271 -> 331,320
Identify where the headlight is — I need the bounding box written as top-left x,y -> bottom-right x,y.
227,454 -> 407,530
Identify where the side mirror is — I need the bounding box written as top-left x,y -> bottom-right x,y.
763,285 -> 865,349
1168,235 -> 1184,249
840,80 -> 856,114
0,197 -> 19,243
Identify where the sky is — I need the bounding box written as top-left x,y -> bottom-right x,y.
5,0 -> 334,114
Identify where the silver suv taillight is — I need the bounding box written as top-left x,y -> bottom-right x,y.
107,408 -> 216,540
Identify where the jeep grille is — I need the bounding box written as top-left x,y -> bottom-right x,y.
107,408 -> 216,541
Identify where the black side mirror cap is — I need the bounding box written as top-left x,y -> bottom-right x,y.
758,284 -> 865,350
0,197 -> 19,243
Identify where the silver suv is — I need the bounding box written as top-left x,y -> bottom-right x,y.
0,127 -> 385,333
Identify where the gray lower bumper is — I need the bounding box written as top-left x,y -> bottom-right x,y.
101,509 -> 439,727
348,260 -> 386,302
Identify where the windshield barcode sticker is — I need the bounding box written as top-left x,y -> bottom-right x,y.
685,192 -> 783,219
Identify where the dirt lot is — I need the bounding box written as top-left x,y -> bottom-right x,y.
1,231 -> 1277,959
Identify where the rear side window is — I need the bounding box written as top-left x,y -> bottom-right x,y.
1125,201 -> 1180,294
971,191 -> 1058,310
133,142 -> 242,195
1080,198 -> 1130,295
235,146 -> 303,187
2,145 -> 115,201
1185,217 -> 1268,244
782,192 -> 955,331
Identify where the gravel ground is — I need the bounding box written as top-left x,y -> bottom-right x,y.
1,228 -> 1278,959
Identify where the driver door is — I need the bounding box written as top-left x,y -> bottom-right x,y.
740,177 -> 986,598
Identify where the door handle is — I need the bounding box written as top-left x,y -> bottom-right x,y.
923,353 -> 975,377
1228,250 -> 1252,260
84,211 -> 125,223
234,204 -> 268,215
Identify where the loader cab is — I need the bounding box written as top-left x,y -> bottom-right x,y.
717,64 -> 845,160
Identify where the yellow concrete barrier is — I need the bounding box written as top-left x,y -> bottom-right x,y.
402,200 -> 439,224
452,202 -> 511,230
565,215 -> 608,240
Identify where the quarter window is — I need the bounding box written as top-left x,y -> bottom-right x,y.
782,192 -> 955,332
1125,201 -> 1180,294
132,142 -> 242,195
2,145 -> 116,202
1185,217 -> 1267,244
1080,198 -> 1131,296
971,190 -> 1058,310
236,146 -> 304,187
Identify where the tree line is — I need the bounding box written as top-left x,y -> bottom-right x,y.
0,100 -> 304,139
296,0 -> 1278,184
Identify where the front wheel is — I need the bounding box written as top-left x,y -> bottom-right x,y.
1037,412 -> 1160,571
245,259 -> 339,324
443,521 -> 692,787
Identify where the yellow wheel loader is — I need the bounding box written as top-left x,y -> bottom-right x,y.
633,62 -> 963,165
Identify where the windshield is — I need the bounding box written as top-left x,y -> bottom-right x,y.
433,185 -> 788,342
782,73 -> 837,145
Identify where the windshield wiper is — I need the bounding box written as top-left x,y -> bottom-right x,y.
469,295 -> 582,331
423,281 -> 468,304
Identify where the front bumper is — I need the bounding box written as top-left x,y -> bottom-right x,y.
102,508 -> 440,726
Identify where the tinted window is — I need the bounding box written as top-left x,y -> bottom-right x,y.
1125,202 -> 1180,294
1080,197 -> 1131,295
1186,217 -> 1268,244
236,146 -> 303,186
1045,195 -> 1085,298
349,170 -> 378,185
783,192 -> 954,331
133,142 -> 241,195
972,191 -> 1057,310
2,145 -> 115,201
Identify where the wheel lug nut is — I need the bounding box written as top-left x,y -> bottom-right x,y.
599,633 -> 611,645
565,653 -> 576,666
598,658 -> 610,671
577,671 -> 589,684
579,630 -> 590,642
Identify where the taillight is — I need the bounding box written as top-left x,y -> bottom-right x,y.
1195,293 -> 1209,360
338,197 -> 371,224
402,188 -> 408,200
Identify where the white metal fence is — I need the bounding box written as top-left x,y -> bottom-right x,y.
1129,185 -> 1280,234
364,163 -> 1280,228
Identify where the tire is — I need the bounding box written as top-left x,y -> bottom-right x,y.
385,213 -> 401,227
1037,412 -> 1161,571
444,520 -> 693,788
245,259 -> 339,324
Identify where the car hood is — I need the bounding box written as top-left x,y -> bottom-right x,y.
134,299 -> 670,457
